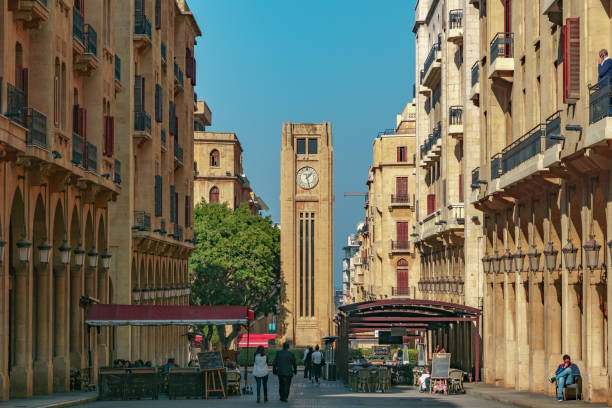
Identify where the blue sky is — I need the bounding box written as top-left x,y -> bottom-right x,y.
191,0 -> 416,289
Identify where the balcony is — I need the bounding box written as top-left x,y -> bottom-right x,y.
431,122 -> 442,155
174,62 -> 184,94
470,61 -> 480,104
448,10 -> 463,45
85,141 -> 97,173
173,223 -> 183,241
442,203 -> 465,231
133,211 -> 151,232
501,124 -> 544,174
9,0 -> 49,29
74,24 -> 99,73
113,159 -> 121,184
448,106 -> 463,138
470,167 -> 481,203
134,12 -> 152,50
72,11 -> 85,53
586,78 -> 612,149
490,153 -> 502,180
24,107 -> 47,149
418,70 -> 430,95
489,32 -> 514,82
71,133 -> 84,167
133,111 -> 152,141
195,100 -> 213,127
422,40 -> 441,89
174,143 -> 183,167
389,194 -> 414,210
390,240 -> 411,254
5,83 -> 25,126
419,209 -> 442,241
391,287 -> 411,297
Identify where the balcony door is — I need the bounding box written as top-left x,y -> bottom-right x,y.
397,222 -> 408,243
396,177 -> 408,201
397,259 -> 409,296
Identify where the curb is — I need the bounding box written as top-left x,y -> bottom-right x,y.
35,396 -> 98,408
465,388 -> 531,408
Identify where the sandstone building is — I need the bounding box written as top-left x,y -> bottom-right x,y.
280,122 -> 334,347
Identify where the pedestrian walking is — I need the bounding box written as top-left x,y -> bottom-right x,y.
303,346 -> 310,378
311,345 -> 324,384
273,341 -> 297,402
253,345 -> 269,403
304,346 -> 313,381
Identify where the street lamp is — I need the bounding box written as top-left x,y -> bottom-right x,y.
543,242 -> 558,271
458,280 -> 464,295
16,236 -> 32,263
87,246 -> 98,269
502,249 -> 513,273
481,255 -> 491,274
583,235 -> 601,270
0,235 -> 6,264
562,240 -> 578,271
101,249 -> 112,270
73,243 -> 85,267
527,244 -> 541,272
37,240 -> 52,264
514,247 -> 525,272
491,251 -> 501,274
59,240 -> 71,266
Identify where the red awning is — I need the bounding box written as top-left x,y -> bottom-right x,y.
237,334 -> 277,348
85,304 -> 252,326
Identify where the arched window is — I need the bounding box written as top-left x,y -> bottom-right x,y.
396,259 -> 409,296
209,186 -> 219,203
210,149 -> 219,167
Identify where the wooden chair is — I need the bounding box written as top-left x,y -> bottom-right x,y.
368,370 -> 379,392
226,371 -> 241,396
448,370 -> 463,394
378,368 -> 391,392
357,369 -> 370,392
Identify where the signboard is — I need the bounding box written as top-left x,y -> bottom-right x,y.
198,352 -> 224,371
391,327 -> 406,337
371,345 -> 390,357
378,331 -> 403,345
431,353 -> 451,379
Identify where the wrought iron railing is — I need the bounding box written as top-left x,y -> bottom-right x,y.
391,241 -> 411,251
25,108 -> 47,148
174,223 -> 183,241
84,24 -> 97,56
174,143 -> 183,162
432,121 -> 441,142
114,159 -> 121,184
161,42 -> 167,62
37,0 -> 47,6
491,153 -> 502,179
392,287 -> 411,296
423,40 -> 441,76
449,106 -> 463,125
471,61 -> 479,88
390,195 -> 412,205
134,13 -> 151,40
5,83 -> 25,126
73,11 -> 84,44
114,55 -> 121,82
174,62 -> 183,86
490,32 -> 514,65
161,128 -> 166,146
589,78 -> 612,124
72,133 -> 84,166
86,141 -> 97,172
134,111 -> 151,134
134,211 -> 151,231
545,110 -> 563,149
501,124 -> 544,174
471,167 -> 480,189
449,9 -> 463,29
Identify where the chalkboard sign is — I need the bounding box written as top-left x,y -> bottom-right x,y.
198,352 -> 224,371
378,331 -> 403,345
431,353 -> 451,379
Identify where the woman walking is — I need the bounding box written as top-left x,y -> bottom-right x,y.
253,346 -> 269,403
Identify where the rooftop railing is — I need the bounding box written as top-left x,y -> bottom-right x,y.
84,24 -> 97,56
589,77 -> 612,124
73,11 -> 84,44
471,61 -> 479,88
423,40 -> 441,76
490,32 -> 514,65
449,106 -> 463,125
25,107 -> 47,148
449,9 -> 463,28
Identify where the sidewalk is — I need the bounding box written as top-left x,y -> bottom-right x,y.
465,383 -> 608,408
0,392 -> 97,408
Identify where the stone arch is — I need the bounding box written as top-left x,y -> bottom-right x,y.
210,149 -> 219,167
209,186 -> 219,203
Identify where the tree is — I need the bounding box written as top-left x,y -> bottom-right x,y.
190,202 -> 280,349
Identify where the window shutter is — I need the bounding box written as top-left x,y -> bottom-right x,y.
185,195 -> 190,227
175,191 -> 179,224
110,116 -> 114,156
564,18 -> 580,103
174,115 -> 178,140
427,194 -> 435,215
170,185 -> 175,222
169,101 -> 175,135
155,84 -> 162,122
192,58 -> 196,86
397,222 -> 408,242
185,49 -> 191,78
134,75 -> 143,112
54,76 -> 59,126
155,175 -> 162,217
459,174 -> 463,202
81,108 -> 87,168
396,177 -> 408,197
397,146 -> 401,161
155,0 -> 161,29
73,105 -> 79,134
103,116 -> 108,156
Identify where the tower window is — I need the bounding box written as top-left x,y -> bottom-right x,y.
297,138 -> 306,154
210,149 -> 219,167
308,139 -> 318,154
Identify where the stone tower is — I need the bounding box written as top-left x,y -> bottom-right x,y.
280,122 -> 334,347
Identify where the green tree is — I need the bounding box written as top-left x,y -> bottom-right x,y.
190,202 -> 280,348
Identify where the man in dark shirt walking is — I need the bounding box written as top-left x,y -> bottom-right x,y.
273,341 -> 297,402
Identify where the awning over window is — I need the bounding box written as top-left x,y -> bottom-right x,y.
236,333 -> 277,348
85,304 -> 253,326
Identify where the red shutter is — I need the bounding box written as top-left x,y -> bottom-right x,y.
458,174 -> 463,202
396,177 -> 408,198
427,194 -> 435,215
397,146 -> 401,161
504,0 -> 511,33
397,266 -> 409,291
564,18 -> 580,103
397,222 -> 409,242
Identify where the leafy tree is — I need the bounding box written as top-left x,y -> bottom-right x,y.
190,202 -> 280,349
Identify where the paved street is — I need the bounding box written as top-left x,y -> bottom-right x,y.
79,374 -> 513,408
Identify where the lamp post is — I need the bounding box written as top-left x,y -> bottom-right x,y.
543,242 -> 558,271
132,287 -> 140,302
527,244 -> 541,272
37,240 -> 52,264
59,240 -> 71,266
100,249 -> 112,270
73,243 -> 85,267
502,249 -> 513,273
481,254 -> 491,274
514,247 -> 525,272
562,240 -> 578,271
583,235 -> 601,270
87,247 -> 98,269
17,236 -> 32,263
491,251 -> 501,274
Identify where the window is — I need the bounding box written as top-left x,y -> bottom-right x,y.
296,138 -> 306,154
397,146 -> 407,162
210,149 -> 219,167
154,175 -> 162,216
155,84 -> 162,122
54,59 -> 60,127
397,259 -> 410,295
308,138 -> 317,154
209,186 -> 219,203
562,18 -> 580,103
397,222 -> 409,243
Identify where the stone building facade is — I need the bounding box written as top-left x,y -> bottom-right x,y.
110,0 -> 201,369
412,0 -> 482,375
0,0 -> 122,399
280,122 -> 334,347
473,0 -> 612,403
193,130 -> 267,214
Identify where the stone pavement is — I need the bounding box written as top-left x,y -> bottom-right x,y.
78,374 -> 513,408
0,392 -> 97,408
465,383 -> 609,408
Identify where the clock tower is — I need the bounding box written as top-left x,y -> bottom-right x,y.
280,122 -> 334,347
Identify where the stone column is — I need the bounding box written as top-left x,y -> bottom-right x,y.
515,280 -> 529,391
589,283 -> 606,401
84,269 -> 97,381
70,268 -> 83,369
53,266 -> 70,391
494,282 -> 505,387
529,281 -> 545,393
566,283 -> 582,361
97,270 -> 108,368
544,277 -> 562,396
10,265 -> 32,398
504,278 -> 516,388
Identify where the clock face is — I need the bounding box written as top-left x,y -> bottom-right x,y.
296,166 -> 319,190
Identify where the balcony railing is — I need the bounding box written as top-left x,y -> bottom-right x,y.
589,78 -> 612,125
86,141 -> 97,172
449,106 -> 463,125
84,24 -> 97,56
174,62 -> 184,87
134,111 -> 151,134
114,159 -> 121,184
449,9 -> 463,28
134,211 -> 151,232
392,287 -> 411,297
471,61 -> 479,87
501,124 -> 544,174
5,83 -> 25,126
161,41 -> 167,63
174,223 -> 183,241
174,143 -> 183,162
73,11 -> 84,45
134,13 -> 151,40
491,153 -> 502,179
471,167 -> 480,189
72,133 -> 84,166
114,55 -> 121,82
391,240 -> 411,251
545,110 -> 563,149
423,41 -> 440,76
490,32 -> 514,65
161,128 -> 166,147
390,195 -> 413,205
25,107 -> 47,148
